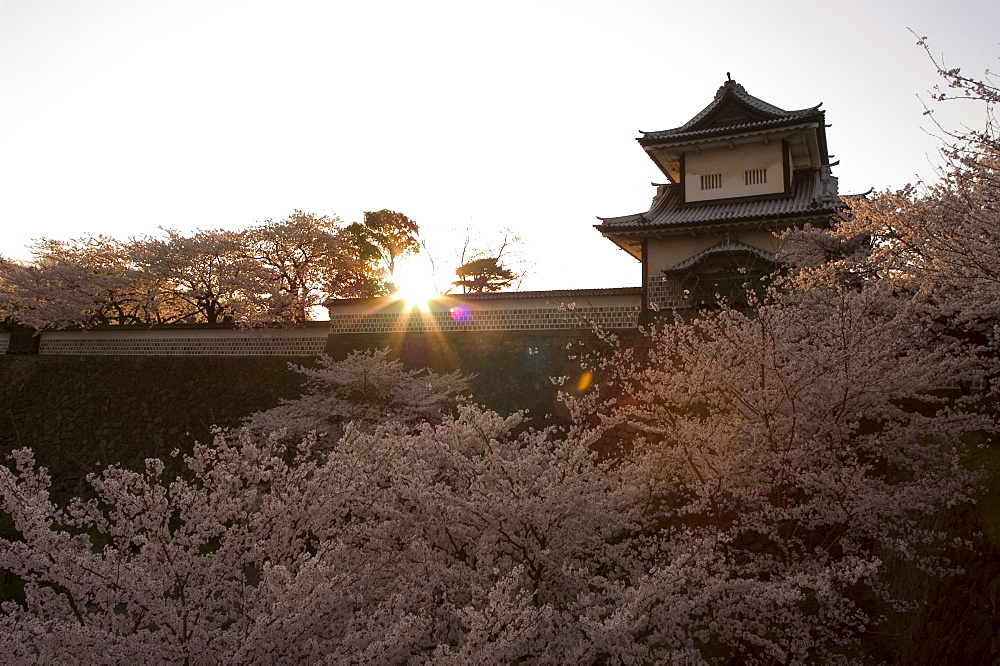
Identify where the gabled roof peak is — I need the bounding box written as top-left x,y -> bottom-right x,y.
639,80 -> 822,145
714,78 -> 748,100
686,78 -> 794,129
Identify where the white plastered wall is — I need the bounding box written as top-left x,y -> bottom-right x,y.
645,228 -> 781,273
684,142 -> 784,202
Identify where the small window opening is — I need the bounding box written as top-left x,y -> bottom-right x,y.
700,173 -> 722,190
745,168 -> 767,185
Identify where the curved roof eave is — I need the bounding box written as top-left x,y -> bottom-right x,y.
663,236 -> 777,273
596,208 -> 845,237
638,115 -> 823,147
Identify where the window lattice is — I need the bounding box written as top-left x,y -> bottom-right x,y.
745,168 -> 767,185
700,173 -> 722,190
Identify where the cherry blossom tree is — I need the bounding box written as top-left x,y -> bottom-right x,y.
130,228 -> 255,324
0,236 -> 152,329
784,44 -> 1000,397
242,348 -> 471,448
0,397 -> 627,662
566,278 -> 985,662
1,287 -> 986,663
0,257 -> 112,330
242,211 -> 359,322
0,210 -> 410,328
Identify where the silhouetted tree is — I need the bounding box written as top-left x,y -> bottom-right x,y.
453,256 -> 516,293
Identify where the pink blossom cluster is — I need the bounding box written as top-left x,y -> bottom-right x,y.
0,275 -> 986,664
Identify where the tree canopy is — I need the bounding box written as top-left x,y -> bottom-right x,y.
452,256 -> 516,293
450,228 -> 525,293
0,209 -> 419,328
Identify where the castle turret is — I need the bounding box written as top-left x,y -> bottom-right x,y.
596,78 -> 844,310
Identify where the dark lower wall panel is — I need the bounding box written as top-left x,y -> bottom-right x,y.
0,329 -> 636,496
326,329 -> 637,416
0,355 -> 312,498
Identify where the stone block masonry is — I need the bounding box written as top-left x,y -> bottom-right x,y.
0,354 -> 315,500
325,288 -> 643,335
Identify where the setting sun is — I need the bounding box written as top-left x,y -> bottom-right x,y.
391,255 -> 442,309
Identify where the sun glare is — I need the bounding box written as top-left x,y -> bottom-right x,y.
392,256 -> 442,310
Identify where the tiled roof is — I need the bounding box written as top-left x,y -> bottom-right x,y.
640,114 -> 821,144
639,80 -> 822,145
455,287 -> 643,301
596,167 -> 844,232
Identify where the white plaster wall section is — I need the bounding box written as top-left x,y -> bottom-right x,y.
645,228 -> 781,275
328,306 -> 640,334
646,236 -> 720,271
734,228 -> 782,254
684,142 -> 784,202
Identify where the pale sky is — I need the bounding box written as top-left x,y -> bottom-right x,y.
1,0 -> 998,292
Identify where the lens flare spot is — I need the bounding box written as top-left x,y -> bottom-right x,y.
450,305 -> 471,323
576,370 -> 593,392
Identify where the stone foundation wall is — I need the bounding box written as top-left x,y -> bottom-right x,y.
0,354 -> 314,499
0,325 -> 639,495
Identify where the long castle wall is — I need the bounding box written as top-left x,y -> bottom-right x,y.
0,289 -> 642,496
1,322 -> 640,501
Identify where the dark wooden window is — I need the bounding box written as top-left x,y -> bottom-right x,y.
682,252 -> 775,309
745,168 -> 767,185
700,173 -> 722,190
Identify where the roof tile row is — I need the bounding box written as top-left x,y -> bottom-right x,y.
597,168 -> 845,231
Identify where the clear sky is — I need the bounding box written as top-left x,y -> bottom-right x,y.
1,0 -> 998,291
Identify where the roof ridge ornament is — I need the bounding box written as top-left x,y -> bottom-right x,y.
715,76 -> 747,100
